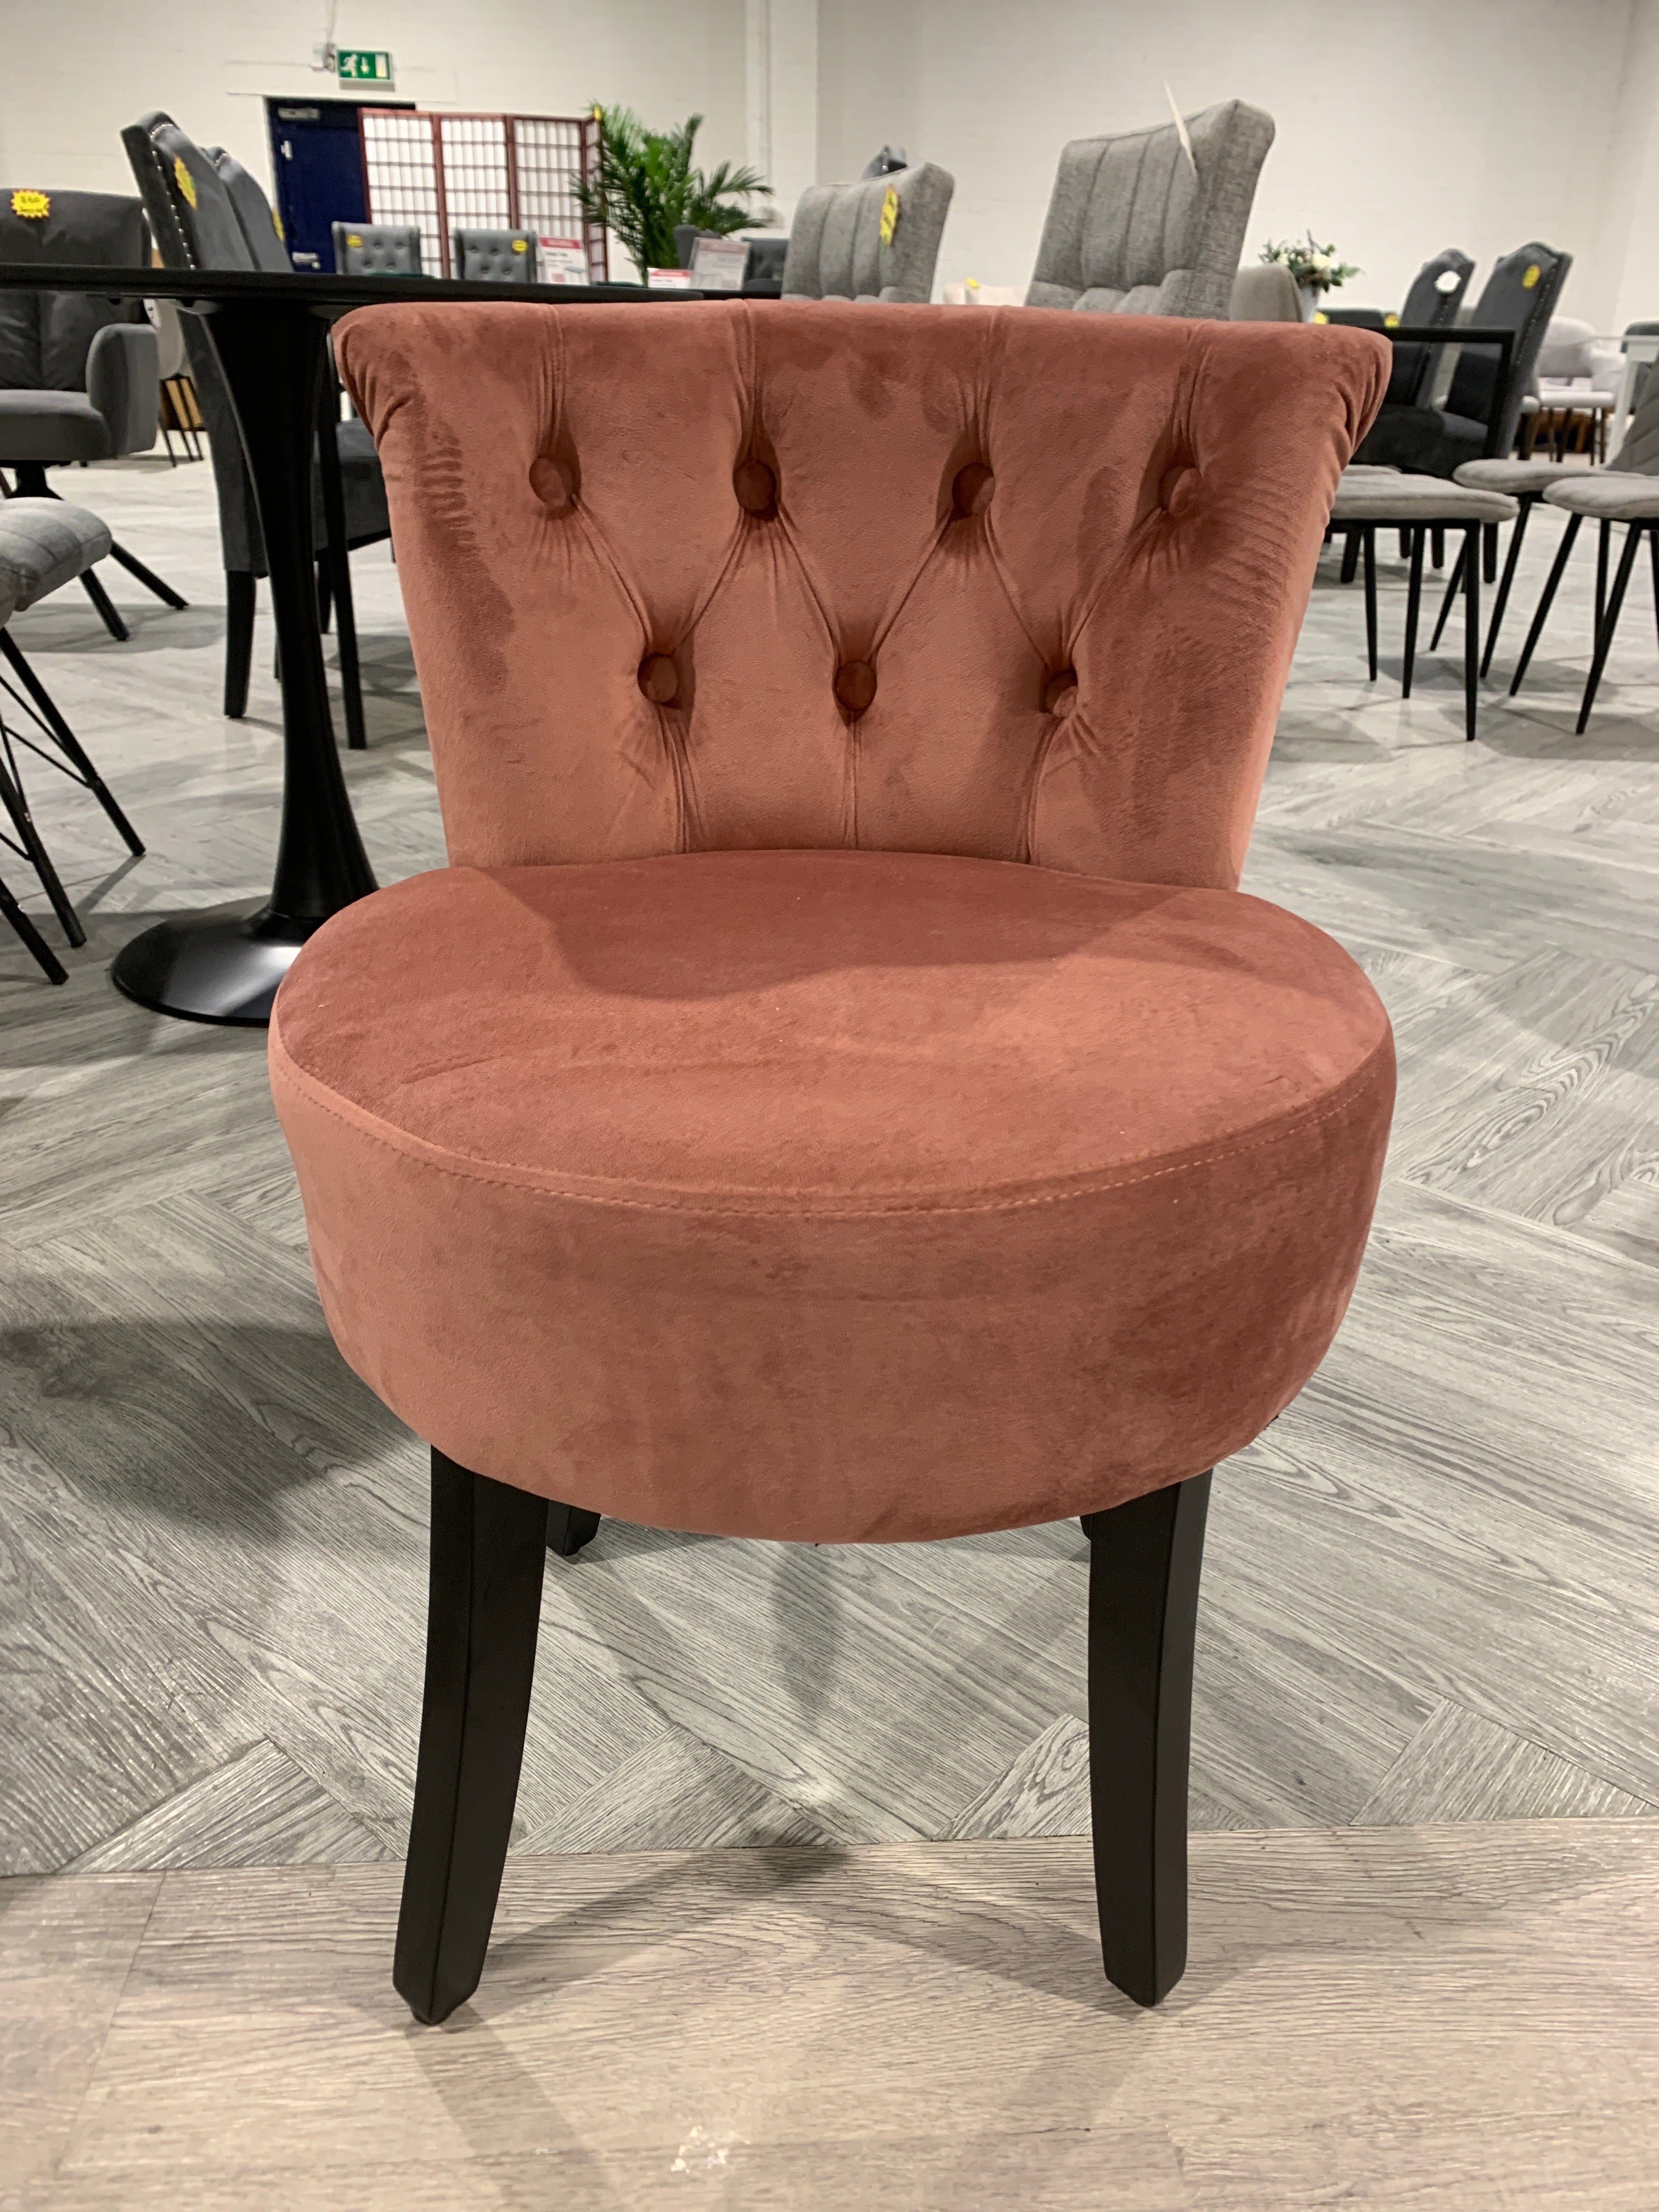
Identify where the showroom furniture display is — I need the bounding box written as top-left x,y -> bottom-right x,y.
782,162 -> 954,303
1503,370 -> 1659,729
334,222 -> 425,276
270,297 -> 1396,2025
1026,100 -> 1274,318
1517,315 -> 1620,461
123,111 -> 390,747
1325,249 -> 1472,409
1354,241 -> 1570,476
0,185 -> 186,639
452,229 -> 536,283
0,257 -> 695,1025
1328,469 -> 1516,738
0,495 -> 145,982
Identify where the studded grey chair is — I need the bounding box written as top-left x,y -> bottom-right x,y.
783,162 -> 954,303
453,229 -> 535,283
0,496 -> 145,981
334,223 -> 424,276
1027,101 -> 1275,318
0,185 -> 185,639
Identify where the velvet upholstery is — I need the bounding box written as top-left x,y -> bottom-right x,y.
273,300 -> 1394,1543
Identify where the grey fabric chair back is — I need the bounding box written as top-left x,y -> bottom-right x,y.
861,145 -> 908,178
1622,320 -> 1659,419
783,162 -> 953,304
1229,262 -> 1300,321
1388,247 -> 1474,407
334,223 -> 423,276
1609,351 -> 1659,471
206,148 -> 293,274
453,229 -> 535,283
1535,315 -> 1596,381
0,189 -> 149,392
1026,100 -> 1274,318
1446,241 -> 1571,456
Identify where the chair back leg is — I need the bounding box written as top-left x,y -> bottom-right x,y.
0,867 -> 68,983
224,572 -> 257,719
394,1448 -> 549,2025
1509,511 -> 1583,695
1463,522 -> 1482,741
1576,522 -> 1645,733
1083,1469 -> 1213,2008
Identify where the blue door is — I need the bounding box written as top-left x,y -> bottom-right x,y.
265,97 -> 412,272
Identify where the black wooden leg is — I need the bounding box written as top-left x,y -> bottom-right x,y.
394,1448 -> 550,2027
1428,542 -> 1465,652
108,540 -> 188,610
0,868 -> 68,983
1649,524 -> 1659,650
0,749 -> 85,947
224,571 -> 256,719
1595,519 -> 1610,639
1482,496 -> 1533,678
1401,527 -> 1425,697
548,1503 -> 602,1558
1510,512 -> 1582,696
1431,524 -> 1444,569
1362,526 -> 1378,680
1482,522 -> 1498,585
1463,523 -> 1481,742
315,558 -> 332,634
1082,1469 -> 1212,2009
1339,529 -> 1360,585
79,567 -> 129,643
0,632 -> 145,856
1577,522 -> 1643,733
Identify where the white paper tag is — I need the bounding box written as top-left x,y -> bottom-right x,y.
538,236 -> 589,285
689,236 -> 749,292
647,267 -> 695,290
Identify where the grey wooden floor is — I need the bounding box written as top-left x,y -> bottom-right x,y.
2,458 -> 1657,1876
10,1822 -> 1657,2209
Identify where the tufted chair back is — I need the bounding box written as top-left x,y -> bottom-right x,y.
783,164 -> 954,303
334,223 -> 424,276
1028,101 -> 1274,319
337,301 -> 1386,891
454,228 -> 537,283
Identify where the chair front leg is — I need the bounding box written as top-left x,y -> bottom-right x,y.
1082,1469 -> 1213,2008
394,1447 -> 550,2025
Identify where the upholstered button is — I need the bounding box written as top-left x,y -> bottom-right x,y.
1042,669 -> 1077,716
638,654 -> 679,704
735,459 -> 777,514
1160,464 -> 1200,516
952,462 -> 995,518
834,660 -> 877,714
530,456 -> 576,513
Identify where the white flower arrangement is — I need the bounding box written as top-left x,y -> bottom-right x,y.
1260,233 -> 1361,292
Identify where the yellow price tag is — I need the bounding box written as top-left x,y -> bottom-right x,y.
10,188 -> 49,219
1522,262 -> 1541,289
512,237 -> 527,252
273,209 -> 284,241
347,233 -> 363,249
1384,312 -> 1399,327
1312,310 -> 1329,323
879,185 -> 899,246
173,155 -> 197,208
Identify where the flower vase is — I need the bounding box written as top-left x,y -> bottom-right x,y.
1298,283 -> 1326,323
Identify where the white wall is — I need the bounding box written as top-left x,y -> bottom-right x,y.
817,0 -> 1649,325
1,0 -> 751,217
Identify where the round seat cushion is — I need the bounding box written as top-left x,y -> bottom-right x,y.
270,849 -> 1394,1542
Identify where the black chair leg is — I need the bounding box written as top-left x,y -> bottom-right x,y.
548,1502 -> 601,1558
1510,512 -> 1582,695
1576,522 -> 1643,733
1595,519 -> 1611,639
1361,525 -> 1378,680
1482,522 -> 1498,585
224,571 -> 256,719
1428,542 -> 1465,652
107,540 -> 188,611
0,631 -> 144,857
1463,523 -> 1481,742
79,567 -> 129,643
0,749 -> 85,947
1431,524 -> 1444,569
1082,1469 -> 1212,2010
316,558 -> 332,634
394,1448 -> 550,2027
0,868 -> 67,984
1482,496 -> 1533,678
1401,527 -> 1425,697
315,387 -> 368,752
1649,524 -> 1659,650
1339,529 -> 1360,585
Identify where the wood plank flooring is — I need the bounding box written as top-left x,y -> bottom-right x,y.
2,456 -> 1657,1881
7,1822 -> 1657,2209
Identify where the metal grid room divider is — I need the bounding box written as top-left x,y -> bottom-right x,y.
358,109 -> 607,281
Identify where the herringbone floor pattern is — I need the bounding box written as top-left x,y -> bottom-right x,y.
2,458 -> 1656,1875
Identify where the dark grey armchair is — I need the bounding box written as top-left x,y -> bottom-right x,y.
1027,100 -> 1275,317
453,229 -> 534,283
122,112 -> 389,744
334,224 -> 423,276
0,187 -> 186,638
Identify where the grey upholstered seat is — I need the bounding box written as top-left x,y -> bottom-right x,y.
1330,474 -> 1516,523
1454,457 -> 1579,494
453,229 -> 535,283
783,162 -> 953,303
1541,472 -> 1659,520
1027,100 -> 1274,318
334,222 -> 424,276
0,496 -> 111,618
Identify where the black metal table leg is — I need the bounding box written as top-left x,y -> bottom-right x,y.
111,297 -> 376,1025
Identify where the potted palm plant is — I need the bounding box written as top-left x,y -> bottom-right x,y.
576,108 -> 771,285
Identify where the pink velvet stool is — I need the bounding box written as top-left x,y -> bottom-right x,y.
271,300 -> 1393,2023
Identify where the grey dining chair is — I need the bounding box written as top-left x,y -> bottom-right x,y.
453,229 -> 536,283
783,162 -> 954,304
334,223 -> 424,276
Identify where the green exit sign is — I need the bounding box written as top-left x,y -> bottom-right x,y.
336,48 -> 394,85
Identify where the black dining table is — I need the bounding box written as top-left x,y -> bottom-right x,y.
0,264 -> 702,1025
